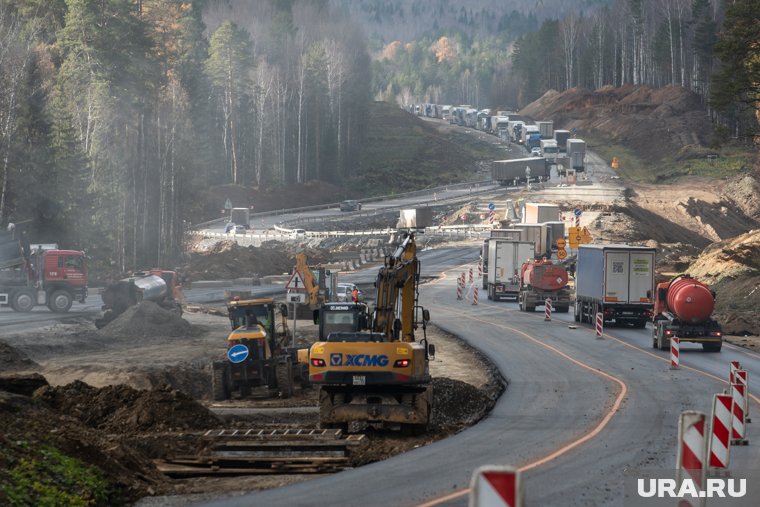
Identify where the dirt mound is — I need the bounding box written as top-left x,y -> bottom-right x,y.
0,389 -> 165,504
185,241 -> 330,280
98,301 -> 191,338
0,340 -> 38,371
431,377 -> 498,431
722,174 -> 760,220
519,84 -> 712,163
34,381 -> 220,433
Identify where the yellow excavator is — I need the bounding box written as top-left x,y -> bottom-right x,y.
308,232 -> 434,434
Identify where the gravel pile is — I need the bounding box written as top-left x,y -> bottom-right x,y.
98,301 -> 190,338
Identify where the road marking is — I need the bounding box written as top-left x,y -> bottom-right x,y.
723,342 -> 760,360
417,303 -> 628,507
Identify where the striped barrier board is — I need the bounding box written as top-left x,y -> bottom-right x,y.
709,394 -> 733,470
670,337 -> 680,370
676,411 -> 706,504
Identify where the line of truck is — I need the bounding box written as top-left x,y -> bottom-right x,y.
479,202 -> 722,351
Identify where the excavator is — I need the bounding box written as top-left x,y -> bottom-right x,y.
308,232 -> 434,435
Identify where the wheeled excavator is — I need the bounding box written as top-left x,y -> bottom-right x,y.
308,232 -> 434,434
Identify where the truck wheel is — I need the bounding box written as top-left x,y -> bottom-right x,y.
574,303 -> 581,322
11,290 -> 35,312
276,358 -> 294,399
47,290 -> 73,313
651,327 -> 658,349
211,362 -> 230,401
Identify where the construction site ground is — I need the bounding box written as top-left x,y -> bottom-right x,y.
0,303 -> 503,504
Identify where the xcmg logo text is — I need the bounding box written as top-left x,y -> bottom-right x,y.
637,479 -> 746,498
329,353 -> 389,367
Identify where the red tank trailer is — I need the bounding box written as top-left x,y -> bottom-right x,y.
652,274 -> 722,352
518,259 -> 572,313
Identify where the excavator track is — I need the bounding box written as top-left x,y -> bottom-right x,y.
153,428 -> 364,477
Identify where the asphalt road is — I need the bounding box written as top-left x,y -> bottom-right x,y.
200,246 -> 759,507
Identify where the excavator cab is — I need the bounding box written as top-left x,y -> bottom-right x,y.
313,302 -> 370,340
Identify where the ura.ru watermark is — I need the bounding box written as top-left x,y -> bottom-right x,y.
637,478 -> 746,499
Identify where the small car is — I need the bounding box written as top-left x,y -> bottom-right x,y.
531,147 -> 542,157
339,200 -> 362,212
225,223 -> 235,233
335,283 -> 363,302
234,225 -> 246,234
289,228 -> 306,239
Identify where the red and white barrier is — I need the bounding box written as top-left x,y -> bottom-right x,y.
731,382 -> 748,444
469,267 -> 473,284
469,465 -> 522,507
544,298 -> 552,321
574,215 -> 580,227
595,312 -> 603,339
473,287 -> 479,306
708,394 -> 733,470
456,274 -> 463,300
730,361 -> 741,385
676,411 -> 706,498
670,337 -> 680,370
734,369 -> 750,423
478,262 -> 483,278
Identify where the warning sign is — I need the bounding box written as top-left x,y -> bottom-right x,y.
557,248 -> 568,260
469,465 -> 522,507
285,271 -> 306,291
556,238 -> 566,249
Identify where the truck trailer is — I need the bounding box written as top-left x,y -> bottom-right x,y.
537,121 -> 554,139
574,245 -> 656,328
486,239 -> 535,301
492,158 -> 549,185
481,229 -> 523,290
522,203 -> 560,224
512,223 -> 551,258
567,139 -> 586,172
554,130 -> 570,152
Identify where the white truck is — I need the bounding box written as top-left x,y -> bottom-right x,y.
539,139 -> 559,163
491,157 -> 550,185
481,229 -> 523,289
537,121 -> 554,139
486,239 -> 535,301
574,244 -> 656,328
567,138 -> 586,172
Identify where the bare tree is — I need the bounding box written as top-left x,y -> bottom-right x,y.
560,15 -> 580,89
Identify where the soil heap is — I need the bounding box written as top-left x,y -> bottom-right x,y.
98,301 -> 191,338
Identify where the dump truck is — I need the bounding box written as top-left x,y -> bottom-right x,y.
518,259 -> 572,312
492,157 -> 550,185
0,224 -> 88,312
308,232 -> 434,434
486,239 -> 535,301
651,274 -> 722,352
96,269 -> 183,328
212,297 -> 308,400
575,245 -> 655,327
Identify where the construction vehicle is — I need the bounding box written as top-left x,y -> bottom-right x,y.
518,259 -> 572,312
211,296 -> 308,400
651,274 -> 722,352
95,269 -> 184,328
292,253 -> 336,313
308,232 -> 435,434
313,302 -> 370,339
0,223 -> 88,312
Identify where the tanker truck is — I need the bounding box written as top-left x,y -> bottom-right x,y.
517,259 -> 572,313
651,274 -> 722,352
95,270 -> 184,328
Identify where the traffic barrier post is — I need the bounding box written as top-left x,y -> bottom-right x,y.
469,465 -> 522,507
735,369 -> 750,423
595,312 -> 603,339
676,411 -> 706,505
731,382 -> 748,445
469,267 -> 473,284
544,298 -> 552,321
457,274 -> 463,300
472,287 -> 479,306
670,337 -> 680,370
708,393 -> 733,471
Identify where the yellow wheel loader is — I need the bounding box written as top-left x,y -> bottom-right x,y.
211,297 -> 309,400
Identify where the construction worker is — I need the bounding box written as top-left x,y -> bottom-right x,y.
351,287 -> 359,303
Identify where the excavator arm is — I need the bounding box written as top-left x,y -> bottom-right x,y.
372,233 -> 419,343
294,253 -> 321,308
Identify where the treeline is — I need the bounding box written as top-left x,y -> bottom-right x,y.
0,0 -> 370,272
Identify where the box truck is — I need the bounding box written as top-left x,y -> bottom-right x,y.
492,158 -> 549,184
486,239 -> 535,301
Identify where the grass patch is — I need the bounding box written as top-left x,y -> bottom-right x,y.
586,134 -> 754,183
1,443 -> 111,507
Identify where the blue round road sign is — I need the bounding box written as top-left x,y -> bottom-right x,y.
488,203 -> 495,211
573,207 -> 582,217
227,344 -> 249,364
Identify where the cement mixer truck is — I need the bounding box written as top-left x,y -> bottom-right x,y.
651,274 -> 722,352
517,259 -> 572,312
95,270 -> 184,328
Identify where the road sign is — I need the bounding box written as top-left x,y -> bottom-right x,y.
227,344 -> 249,364
556,238 -> 566,249
470,465 -> 522,507
557,248 -> 567,260
224,198 -> 233,210
573,207 -> 582,217
488,202 -> 496,211
287,292 -> 306,304
285,271 -> 306,291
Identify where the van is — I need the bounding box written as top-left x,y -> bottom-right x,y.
289,229 -> 306,239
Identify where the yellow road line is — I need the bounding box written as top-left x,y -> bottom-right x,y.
417,304 -> 628,507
